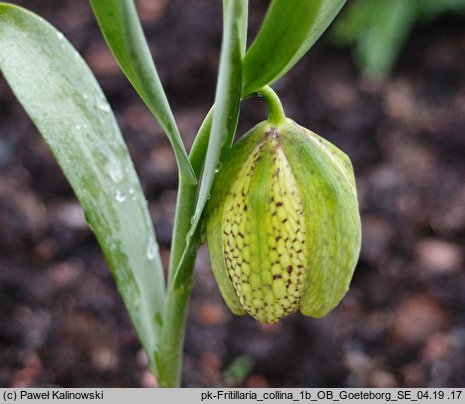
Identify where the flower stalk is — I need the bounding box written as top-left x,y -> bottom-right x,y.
258,85 -> 286,125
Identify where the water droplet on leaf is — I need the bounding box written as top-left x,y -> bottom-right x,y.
105,159 -> 124,184
115,190 -> 126,202
146,236 -> 157,261
96,95 -> 111,113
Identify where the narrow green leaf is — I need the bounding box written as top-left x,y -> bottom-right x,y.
89,0 -> 196,184
0,3 -> 165,374
225,0 -> 249,55
172,0 -> 246,289
242,0 -> 347,96
239,1 -> 249,55
167,108 -> 213,287
189,107 -> 214,177
354,0 -> 416,78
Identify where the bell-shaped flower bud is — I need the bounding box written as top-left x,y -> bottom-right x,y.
206,117 -> 361,323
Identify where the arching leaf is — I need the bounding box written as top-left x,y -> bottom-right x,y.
0,3 -> 165,375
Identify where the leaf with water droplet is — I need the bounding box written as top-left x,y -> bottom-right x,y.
0,3 -> 165,371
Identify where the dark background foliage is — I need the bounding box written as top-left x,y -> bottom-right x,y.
0,0 -> 464,387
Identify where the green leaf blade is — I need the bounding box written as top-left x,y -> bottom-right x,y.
242,0 -> 347,96
172,0 -> 246,289
89,0 -> 196,184
0,3 -> 165,373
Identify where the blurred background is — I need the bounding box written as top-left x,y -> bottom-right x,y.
1,0 -> 465,387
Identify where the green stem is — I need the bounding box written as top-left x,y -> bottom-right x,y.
155,0 -> 248,387
156,110 -> 213,387
157,258 -> 193,387
259,85 -> 286,125
156,178 -> 195,387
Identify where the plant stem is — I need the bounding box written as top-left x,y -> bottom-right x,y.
156,0 -> 247,385
259,85 -> 286,125
157,182 -> 196,387
156,111 -> 213,387
158,258 -> 195,385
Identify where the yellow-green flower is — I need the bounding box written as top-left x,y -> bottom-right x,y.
206,118 -> 361,323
